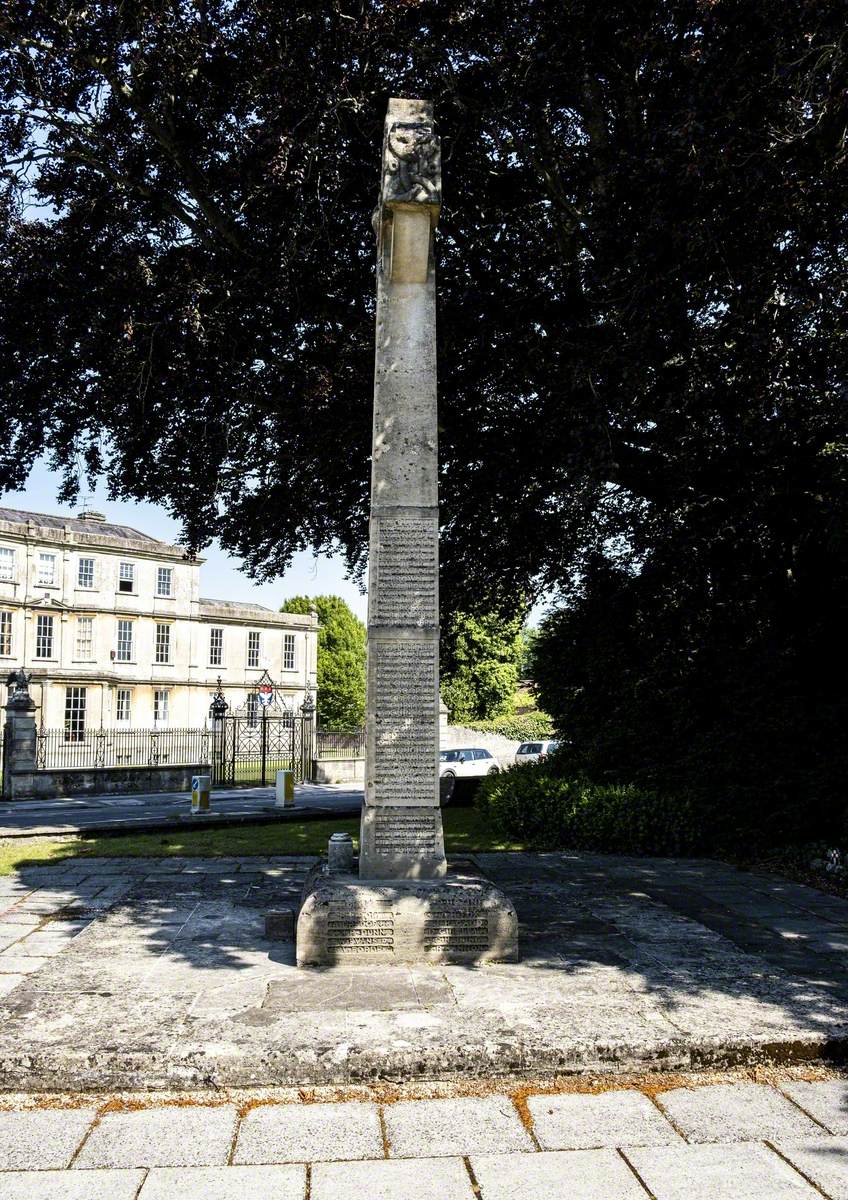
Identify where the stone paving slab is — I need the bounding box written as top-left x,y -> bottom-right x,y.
0,851 -> 848,1088
74,1105 -> 238,1168
383,1096 -> 534,1158
0,1169 -> 145,1199
656,1082 -> 827,1143
311,1157 -> 474,1200
624,1142 -> 820,1198
472,1148 -> 648,1199
0,1108 -> 97,1169
138,1164 -> 307,1200
527,1089 -> 681,1150
781,1080 -> 848,1134
775,1136 -> 848,1200
234,1101 -> 383,1164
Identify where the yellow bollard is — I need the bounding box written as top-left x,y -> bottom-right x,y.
191,774 -> 211,814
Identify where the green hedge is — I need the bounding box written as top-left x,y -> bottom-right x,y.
465,712 -> 554,740
475,762 -> 703,855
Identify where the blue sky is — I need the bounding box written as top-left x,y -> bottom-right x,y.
2,460 -> 369,620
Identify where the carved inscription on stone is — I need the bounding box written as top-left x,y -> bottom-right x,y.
373,641 -> 437,804
373,518 -> 437,627
327,899 -> 394,955
420,893 -> 489,951
372,809 -> 438,857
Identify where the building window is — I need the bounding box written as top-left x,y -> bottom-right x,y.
209,627 -> 223,667
64,686 -> 86,742
153,689 -> 169,723
116,619 -> 133,661
156,566 -> 173,597
283,633 -> 296,671
118,562 -> 134,593
115,688 -> 132,723
246,692 -> 259,726
0,611 -> 11,656
37,552 -> 57,586
155,623 -> 171,664
0,547 -> 14,582
77,557 -> 95,588
247,630 -> 261,668
35,614 -> 54,658
75,616 -> 94,660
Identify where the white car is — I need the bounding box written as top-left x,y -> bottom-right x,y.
439,747 -> 499,802
514,740 -> 559,765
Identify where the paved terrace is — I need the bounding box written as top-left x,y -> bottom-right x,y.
0,851 -> 847,1091
0,1077 -> 845,1197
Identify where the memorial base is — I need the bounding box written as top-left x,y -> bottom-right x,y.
358,804 -> 447,879
296,870 -> 518,967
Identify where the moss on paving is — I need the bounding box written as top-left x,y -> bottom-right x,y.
0,807 -> 524,876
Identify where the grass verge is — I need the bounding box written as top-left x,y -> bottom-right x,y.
0,807 -> 526,876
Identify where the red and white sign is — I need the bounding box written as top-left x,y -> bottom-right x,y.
258,683 -> 274,707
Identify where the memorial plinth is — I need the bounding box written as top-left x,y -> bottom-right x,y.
296,97 -> 517,968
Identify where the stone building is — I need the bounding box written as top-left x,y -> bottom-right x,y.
0,507 -> 318,732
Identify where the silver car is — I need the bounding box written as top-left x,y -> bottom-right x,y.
439,747 -> 499,803
514,739 -> 559,765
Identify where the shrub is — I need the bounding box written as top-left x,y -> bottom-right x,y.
476,762 -> 703,855
466,712 -> 554,741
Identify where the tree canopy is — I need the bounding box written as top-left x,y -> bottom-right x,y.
2,2 -> 844,615
441,608 -> 524,724
280,595 -> 365,729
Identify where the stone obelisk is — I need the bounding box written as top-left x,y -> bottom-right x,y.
358,97 -> 445,880
295,99 -> 517,967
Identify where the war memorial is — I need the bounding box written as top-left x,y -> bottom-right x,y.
296,99 -> 518,966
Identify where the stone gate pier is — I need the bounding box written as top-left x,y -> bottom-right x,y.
297,97 -> 517,967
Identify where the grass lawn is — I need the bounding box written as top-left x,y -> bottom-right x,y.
0,807 -> 526,877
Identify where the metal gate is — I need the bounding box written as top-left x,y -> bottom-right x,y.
212,710 -> 314,786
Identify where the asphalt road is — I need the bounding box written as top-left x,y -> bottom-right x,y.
0,783 -> 364,838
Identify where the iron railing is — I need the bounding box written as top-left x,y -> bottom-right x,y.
316,728 -> 365,759
36,727 -> 211,771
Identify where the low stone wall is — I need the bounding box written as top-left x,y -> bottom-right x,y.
6,763 -> 209,801
312,757 -> 364,785
440,725 -> 520,768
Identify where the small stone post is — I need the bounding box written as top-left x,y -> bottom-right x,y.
2,669 -> 38,800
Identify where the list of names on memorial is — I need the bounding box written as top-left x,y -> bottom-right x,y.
373,517 -> 438,626
372,640 -> 437,805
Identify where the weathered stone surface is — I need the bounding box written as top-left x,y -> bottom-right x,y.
781,1080 -> 848,1133
656,1082 -> 827,1144
311,1158 -> 472,1200
472,1149 -> 649,1199
74,1106 -> 238,1168
623,1142 -> 819,1198
139,1165 -> 306,1200
384,1096 -> 532,1158
527,1090 -> 681,1150
774,1137 -> 848,1200
235,1101 -> 382,1165
296,873 -> 518,966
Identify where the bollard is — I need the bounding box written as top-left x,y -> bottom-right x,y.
327,831 -> 354,874
275,769 -> 295,808
191,774 -> 211,814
